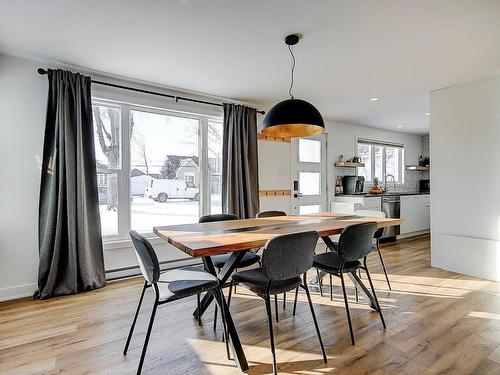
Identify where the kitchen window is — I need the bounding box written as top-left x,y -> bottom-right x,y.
357,139 -> 404,183
92,99 -> 223,241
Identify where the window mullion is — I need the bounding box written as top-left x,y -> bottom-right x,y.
119,104 -> 131,239
200,117 -> 209,216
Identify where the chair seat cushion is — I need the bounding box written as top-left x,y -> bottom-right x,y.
331,241 -> 378,253
313,252 -> 361,274
157,266 -> 218,302
232,268 -> 301,295
211,252 -> 261,269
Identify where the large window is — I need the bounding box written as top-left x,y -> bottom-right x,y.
93,99 -> 223,240
357,139 -> 404,183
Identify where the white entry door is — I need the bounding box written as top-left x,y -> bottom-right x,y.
291,134 -> 327,215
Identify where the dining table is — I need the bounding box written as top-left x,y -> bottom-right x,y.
153,212 -> 403,372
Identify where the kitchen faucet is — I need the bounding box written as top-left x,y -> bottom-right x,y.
384,174 -> 396,192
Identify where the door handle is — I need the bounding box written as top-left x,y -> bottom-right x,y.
294,193 -> 303,198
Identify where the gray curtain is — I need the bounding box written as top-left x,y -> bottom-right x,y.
35,69 -> 106,299
222,103 -> 259,219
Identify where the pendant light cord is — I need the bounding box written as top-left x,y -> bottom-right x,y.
288,44 -> 296,99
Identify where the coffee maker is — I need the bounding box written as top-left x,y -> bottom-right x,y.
342,176 -> 365,194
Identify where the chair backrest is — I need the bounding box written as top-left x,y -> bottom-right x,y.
337,222 -> 378,262
262,231 -> 318,281
354,209 -> 386,239
129,231 -> 160,284
199,213 -> 238,223
256,210 -> 287,218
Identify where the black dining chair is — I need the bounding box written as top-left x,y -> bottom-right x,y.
232,231 -> 327,375
199,214 -> 261,331
353,210 -> 392,290
256,210 -> 287,321
312,222 -> 386,345
124,231 -> 229,375
329,210 -> 392,302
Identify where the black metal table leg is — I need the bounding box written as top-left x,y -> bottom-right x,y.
347,271 -> 378,310
202,254 -> 249,372
194,251 -> 246,318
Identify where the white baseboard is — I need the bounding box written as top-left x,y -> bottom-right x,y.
397,230 -> 430,239
0,283 -> 37,302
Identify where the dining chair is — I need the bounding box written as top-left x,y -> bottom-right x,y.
232,231 -> 327,375
125,231 -> 229,375
199,214 -> 261,331
256,210 -> 287,321
312,222 -> 386,345
353,209 -> 392,290
327,210 -> 392,303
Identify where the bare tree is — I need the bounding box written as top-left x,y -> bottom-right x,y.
93,106 -> 120,211
132,128 -> 149,175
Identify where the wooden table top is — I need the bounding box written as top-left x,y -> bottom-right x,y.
153,213 -> 404,257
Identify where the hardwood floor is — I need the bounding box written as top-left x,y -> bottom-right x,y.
2,235 -> 500,374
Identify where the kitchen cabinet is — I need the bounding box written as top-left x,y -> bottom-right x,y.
331,196 -> 381,213
400,195 -> 430,234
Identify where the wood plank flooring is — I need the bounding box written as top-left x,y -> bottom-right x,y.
2,235 -> 500,374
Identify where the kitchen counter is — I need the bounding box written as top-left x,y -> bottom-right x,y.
335,192 -> 430,197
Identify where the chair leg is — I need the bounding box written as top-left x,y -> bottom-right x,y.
214,288 -> 231,360
136,302 -> 158,375
302,277 -> 327,363
197,293 -> 202,326
329,274 -> 333,301
293,287 -> 299,316
364,264 -> 387,329
274,295 -> 279,322
340,273 -> 355,346
265,295 -> 278,375
377,250 -> 392,291
316,268 -> 324,297
283,292 -> 287,310
213,267 -> 221,332
228,279 -> 234,307
124,281 -> 147,355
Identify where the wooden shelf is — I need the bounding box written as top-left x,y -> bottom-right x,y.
406,165 -> 429,171
334,162 -> 365,168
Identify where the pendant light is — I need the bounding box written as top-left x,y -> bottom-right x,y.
261,34 -> 325,138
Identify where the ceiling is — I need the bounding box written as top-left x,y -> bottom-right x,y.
1,1 -> 499,134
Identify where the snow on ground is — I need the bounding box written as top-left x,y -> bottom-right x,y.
99,195 -> 222,237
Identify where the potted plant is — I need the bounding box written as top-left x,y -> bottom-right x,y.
370,177 -> 383,194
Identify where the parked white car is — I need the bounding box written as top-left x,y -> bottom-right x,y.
145,178 -> 199,202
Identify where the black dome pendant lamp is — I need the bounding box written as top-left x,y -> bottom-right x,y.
262,34 -> 325,138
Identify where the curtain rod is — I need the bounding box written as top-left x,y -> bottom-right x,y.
37,68 -> 265,115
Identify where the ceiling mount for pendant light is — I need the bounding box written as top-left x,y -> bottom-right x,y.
261,33 -> 325,138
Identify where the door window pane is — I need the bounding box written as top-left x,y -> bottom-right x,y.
130,109 -> 199,233
208,121 -> 223,214
299,139 -> 321,163
300,205 -> 320,215
93,104 -> 121,237
299,172 -> 321,195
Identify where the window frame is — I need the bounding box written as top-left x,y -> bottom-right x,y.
92,97 -> 223,242
356,138 -> 405,185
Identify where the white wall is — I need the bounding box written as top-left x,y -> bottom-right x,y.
0,54 -> 46,300
430,77 -> 500,281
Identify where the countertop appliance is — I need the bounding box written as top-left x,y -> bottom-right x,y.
419,179 -> 430,193
381,196 -> 400,239
341,175 -> 357,194
342,175 -> 364,195
355,176 -> 365,193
